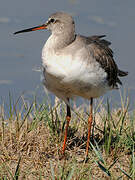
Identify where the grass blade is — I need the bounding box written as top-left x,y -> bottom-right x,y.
19,102 -> 33,131
117,165 -> 132,179
90,142 -> 104,164
67,165 -> 75,180
96,161 -> 111,177
132,144 -> 135,179
50,160 -> 55,180
14,157 -> 21,180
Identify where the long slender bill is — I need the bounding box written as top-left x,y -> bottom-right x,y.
14,24 -> 47,35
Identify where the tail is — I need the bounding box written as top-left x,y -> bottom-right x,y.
118,69 -> 128,77
115,69 -> 128,87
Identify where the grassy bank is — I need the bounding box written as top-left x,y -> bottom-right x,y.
0,93 -> 135,179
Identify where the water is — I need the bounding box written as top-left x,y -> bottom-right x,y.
0,0 -> 134,108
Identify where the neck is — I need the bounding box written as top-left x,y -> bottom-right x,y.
45,31 -> 75,51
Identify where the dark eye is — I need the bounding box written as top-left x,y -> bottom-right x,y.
50,18 -> 55,23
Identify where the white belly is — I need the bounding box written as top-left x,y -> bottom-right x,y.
42,45 -> 111,102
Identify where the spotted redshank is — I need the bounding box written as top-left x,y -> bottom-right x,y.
14,12 -> 128,157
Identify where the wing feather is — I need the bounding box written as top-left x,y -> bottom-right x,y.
85,35 -> 128,87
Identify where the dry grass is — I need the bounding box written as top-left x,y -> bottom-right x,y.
0,93 -> 135,179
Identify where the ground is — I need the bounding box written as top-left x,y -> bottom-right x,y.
0,95 -> 134,179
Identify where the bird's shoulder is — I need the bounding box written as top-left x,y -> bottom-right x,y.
76,34 -> 113,57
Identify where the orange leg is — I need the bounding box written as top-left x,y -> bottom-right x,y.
86,98 -> 93,156
62,100 -> 71,154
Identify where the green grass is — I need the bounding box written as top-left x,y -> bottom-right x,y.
0,92 -> 134,179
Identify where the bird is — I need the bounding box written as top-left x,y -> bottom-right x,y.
14,12 -> 128,157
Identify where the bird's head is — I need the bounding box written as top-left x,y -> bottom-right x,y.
14,12 -> 75,36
